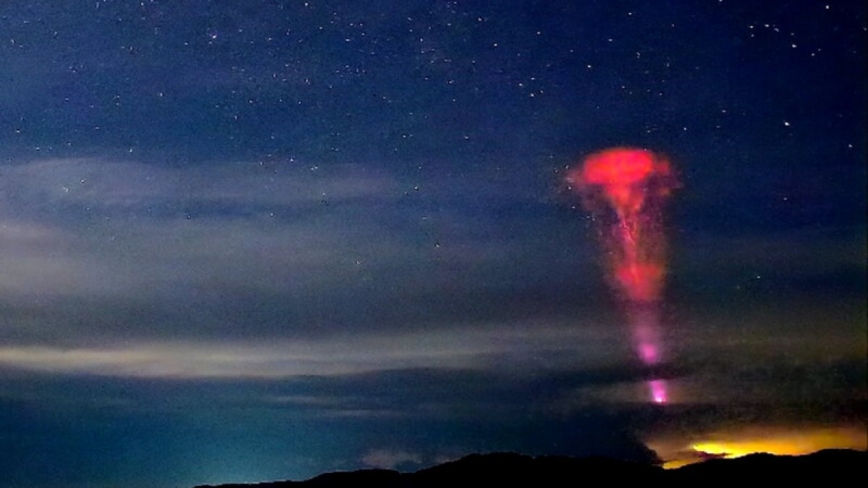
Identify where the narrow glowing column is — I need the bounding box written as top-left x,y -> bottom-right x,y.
567,147 -> 678,404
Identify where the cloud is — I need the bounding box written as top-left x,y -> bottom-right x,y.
0,159 -> 405,307
361,449 -> 422,470
675,228 -> 867,282
0,320 -> 622,378
0,157 -> 397,213
0,158 -> 403,298
0,156 -> 603,351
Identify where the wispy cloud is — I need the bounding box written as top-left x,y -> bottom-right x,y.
0,158 -> 404,297
0,156 -> 601,351
4,158 -> 395,207
0,321 -> 618,378
361,449 -> 422,470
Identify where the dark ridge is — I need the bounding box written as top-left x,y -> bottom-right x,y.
670,449 -> 867,483
193,449 -> 866,488
412,452 -> 662,487
305,470 -> 402,487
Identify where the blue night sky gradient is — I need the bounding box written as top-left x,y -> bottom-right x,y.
0,1 -> 865,487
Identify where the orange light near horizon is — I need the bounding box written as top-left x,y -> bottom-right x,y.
692,428 -> 867,459
654,426 -> 868,469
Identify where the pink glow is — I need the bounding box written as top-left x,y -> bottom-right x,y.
569,147 -> 678,407
650,379 -> 667,404
639,343 -> 659,364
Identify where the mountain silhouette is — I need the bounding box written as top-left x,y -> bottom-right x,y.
193,449 -> 865,487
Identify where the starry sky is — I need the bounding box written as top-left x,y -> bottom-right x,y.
0,1 -> 866,487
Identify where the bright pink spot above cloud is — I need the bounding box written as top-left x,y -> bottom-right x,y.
650,379 -> 668,404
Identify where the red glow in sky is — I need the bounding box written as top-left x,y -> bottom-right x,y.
567,147 -> 677,304
568,147 -> 678,404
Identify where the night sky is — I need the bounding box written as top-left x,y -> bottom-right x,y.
1,1 -> 866,487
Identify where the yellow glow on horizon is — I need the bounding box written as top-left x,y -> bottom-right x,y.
661,458 -> 698,470
655,426 -> 867,469
692,427 -> 866,458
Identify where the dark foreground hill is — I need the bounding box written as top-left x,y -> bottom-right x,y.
194,449 -> 866,488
